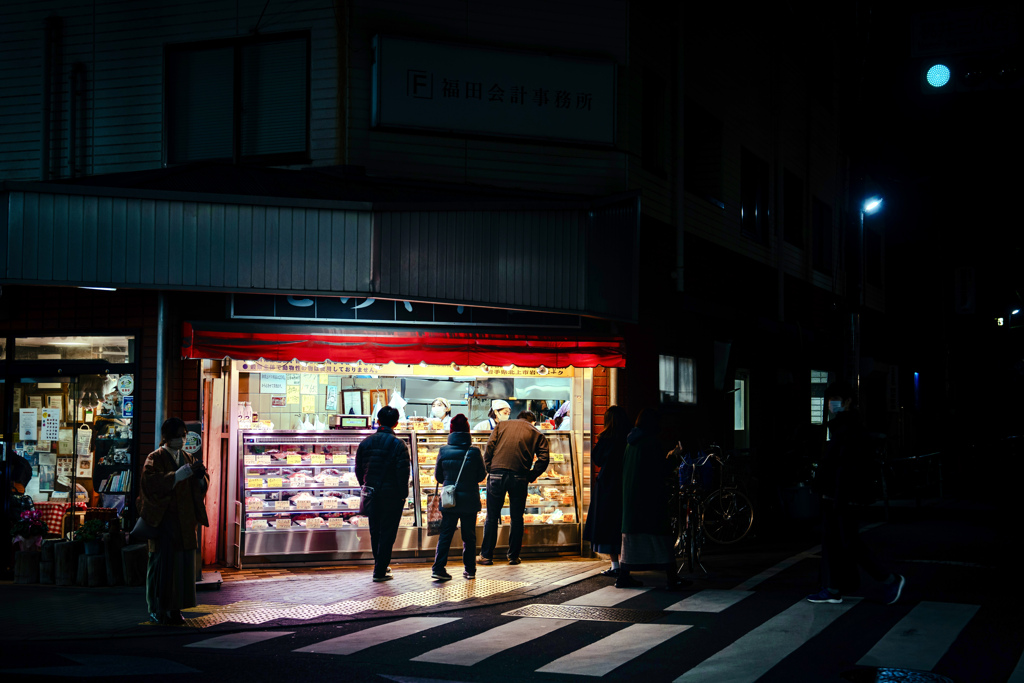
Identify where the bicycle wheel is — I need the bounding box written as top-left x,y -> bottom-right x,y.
682,500 -> 700,572
703,489 -> 753,544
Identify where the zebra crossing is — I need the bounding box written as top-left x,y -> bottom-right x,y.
185,583 -> 988,680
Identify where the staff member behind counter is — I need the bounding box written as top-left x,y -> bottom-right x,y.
473,399 -> 511,431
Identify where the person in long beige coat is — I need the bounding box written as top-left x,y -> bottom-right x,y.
139,417 -> 209,625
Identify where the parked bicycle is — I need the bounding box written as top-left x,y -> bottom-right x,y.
672,444 -> 755,576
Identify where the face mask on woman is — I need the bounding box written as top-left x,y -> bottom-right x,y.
166,437 -> 185,450
431,405 -> 447,418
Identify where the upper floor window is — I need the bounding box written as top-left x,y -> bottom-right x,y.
660,355 -> 696,404
810,369 -> 829,424
165,33 -> 309,165
740,147 -> 770,244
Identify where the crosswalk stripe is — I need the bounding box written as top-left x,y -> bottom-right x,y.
665,590 -> 752,613
411,617 -> 576,666
563,585 -> 650,607
552,568 -> 606,586
1008,648 -> 1024,683
857,601 -> 979,671
673,597 -> 860,683
294,617 -> 460,655
537,623 -> 691,676
731,546 -> 820,591
185,631 -> 293,649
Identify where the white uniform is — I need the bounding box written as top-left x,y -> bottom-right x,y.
473,418 -> 496,431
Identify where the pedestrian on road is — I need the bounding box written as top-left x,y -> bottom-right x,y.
431,414 -> 487,581
356,406 -> 412,582
806,381 -> 904,605
615,408 -> 689,590
582,405 -> 630,577
139,417 -> 210,625
478,410 -> 550,565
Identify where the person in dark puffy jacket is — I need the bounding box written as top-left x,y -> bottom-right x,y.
806,381 -> 904,605
356,406 -> 411,582
431,414 -> 487,580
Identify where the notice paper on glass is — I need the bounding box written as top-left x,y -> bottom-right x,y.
19,409 -> 37,441
58,428 -> 74,455
77,427 -> 93,456
325,385 -> 339,412
41,408 -> 60,441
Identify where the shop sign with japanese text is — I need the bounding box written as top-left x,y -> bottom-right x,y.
372,35 -> 615,144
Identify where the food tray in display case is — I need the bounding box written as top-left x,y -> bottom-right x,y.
415,431 -> 580,551
239,430 -> 419,559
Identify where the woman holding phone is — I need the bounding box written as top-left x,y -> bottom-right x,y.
138,418 -> 210,625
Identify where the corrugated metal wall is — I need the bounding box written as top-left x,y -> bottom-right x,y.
2,188 -> 374,294
2,187 -> 640,320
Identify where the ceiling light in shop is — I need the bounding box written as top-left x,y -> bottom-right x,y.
480,364 -> 489,372
503,365 -> 514,371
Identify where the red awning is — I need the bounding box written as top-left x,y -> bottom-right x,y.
182,322 -> 625,368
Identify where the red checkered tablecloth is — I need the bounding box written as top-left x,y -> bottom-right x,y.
34,501 -> 88,535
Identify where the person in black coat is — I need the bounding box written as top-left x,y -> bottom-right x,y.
356,405 -> 412,582
431,414 -> 487,581
806,382 -> 904,605
582,405 -> 629,577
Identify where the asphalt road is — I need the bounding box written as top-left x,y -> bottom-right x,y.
1,502 -> 1018,683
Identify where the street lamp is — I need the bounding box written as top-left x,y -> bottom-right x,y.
850,196 -> 883,394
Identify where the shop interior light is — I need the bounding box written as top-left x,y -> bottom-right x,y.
419,361 -> 428,367
480,363 -> 489,372
79,286 -> 117,291
503,365 -> 514,371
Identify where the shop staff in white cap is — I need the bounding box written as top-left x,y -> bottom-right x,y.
473,399 -> 511,431
431,397 -> 452,430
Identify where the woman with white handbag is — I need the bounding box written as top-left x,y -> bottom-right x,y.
431,414 -> 486,581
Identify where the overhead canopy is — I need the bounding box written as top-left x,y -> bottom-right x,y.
182,322 -> 625,368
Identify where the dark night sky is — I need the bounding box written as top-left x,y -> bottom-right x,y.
852,3 -> 1023,316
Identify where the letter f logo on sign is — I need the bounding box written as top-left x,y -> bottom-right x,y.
408,70 -> 433,99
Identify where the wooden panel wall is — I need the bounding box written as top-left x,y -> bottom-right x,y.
0,0 -> 338,181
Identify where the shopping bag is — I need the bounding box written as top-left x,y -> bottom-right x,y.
426,487 -> 443,536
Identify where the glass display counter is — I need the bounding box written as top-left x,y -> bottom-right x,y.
238,429 -> 580,564
239,430 -> 418,560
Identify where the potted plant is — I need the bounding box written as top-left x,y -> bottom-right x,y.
74,519 -> 107,555
10,509 -> 47,551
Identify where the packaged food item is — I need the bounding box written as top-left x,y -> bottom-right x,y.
546,509 -> 564,524
476,511 -> 487,524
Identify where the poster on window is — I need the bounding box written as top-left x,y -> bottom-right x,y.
58,428 -> 74,455
56,457 -> 74,491
41,408 -> 60,441
19,409 -> 37,441
325,385 -> 339,412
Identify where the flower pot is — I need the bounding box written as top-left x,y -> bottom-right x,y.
84,540 -> 103,556
18,536 -> 43,552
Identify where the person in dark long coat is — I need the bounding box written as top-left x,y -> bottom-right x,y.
582,405 -> 629,577
431,414 -> 487,580
615,408 -> 688,590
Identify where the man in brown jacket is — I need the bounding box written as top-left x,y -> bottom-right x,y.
477,410 -> 549,565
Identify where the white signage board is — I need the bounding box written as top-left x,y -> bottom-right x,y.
373,35 -> 616,145
260,373 -> 287,394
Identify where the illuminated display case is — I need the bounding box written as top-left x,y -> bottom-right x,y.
238,429 -> 580,564
414,430 -> 580,553
239,430 -> 418,560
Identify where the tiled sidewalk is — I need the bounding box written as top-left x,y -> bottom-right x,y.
1,557 -> 607,641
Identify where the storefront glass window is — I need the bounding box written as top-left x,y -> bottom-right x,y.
14,336 -> 134,363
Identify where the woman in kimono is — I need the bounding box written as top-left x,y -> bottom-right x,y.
139,417 -> 209,625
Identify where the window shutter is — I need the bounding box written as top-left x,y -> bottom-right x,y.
166,47 -> 233,163
240,38 -> 308,157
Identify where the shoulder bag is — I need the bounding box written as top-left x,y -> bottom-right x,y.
441,450 -> 469,508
